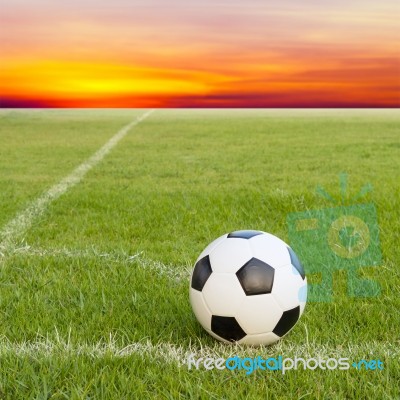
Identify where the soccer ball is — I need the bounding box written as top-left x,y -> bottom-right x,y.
189,230 -> 307,345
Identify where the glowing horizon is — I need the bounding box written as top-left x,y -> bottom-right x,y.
1,0 -> 399,108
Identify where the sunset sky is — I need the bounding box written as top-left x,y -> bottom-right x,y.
1,0 -> 399,107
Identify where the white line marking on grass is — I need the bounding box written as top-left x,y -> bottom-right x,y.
6,243 -> 191,281
0,110 -> 153,254
0,336 -> 188,364
0,335 -> 398,364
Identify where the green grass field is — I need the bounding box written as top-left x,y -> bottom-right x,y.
0,109 -> 399,399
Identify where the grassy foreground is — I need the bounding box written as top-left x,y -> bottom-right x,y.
0,109 -> 399,399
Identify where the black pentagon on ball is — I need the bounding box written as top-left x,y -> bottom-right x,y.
227,230 -> 263,239
211,315 -> 246,342
236,257 -> 275,295
287,247 -> 305,280
273,306 -> 300,337
191,255 -> 212,291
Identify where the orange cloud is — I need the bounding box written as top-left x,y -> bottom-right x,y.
1,0 -> 399,107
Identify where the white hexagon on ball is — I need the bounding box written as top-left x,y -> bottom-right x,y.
235,294 -> 283,335
249,233 -> 292,269
209,238 -> 252,274
239,332 -> 280,346
189,289 -> 212,330
272,264 -> 307,312
202,273 -> 246,316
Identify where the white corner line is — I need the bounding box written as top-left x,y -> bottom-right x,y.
0,336 -> 397,364
0,110 -> 154,253
6,244 -> 192,281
